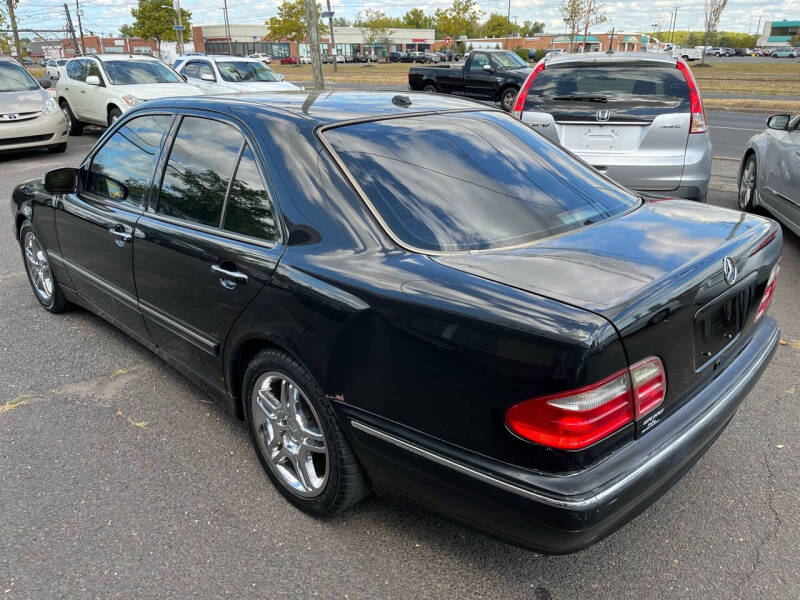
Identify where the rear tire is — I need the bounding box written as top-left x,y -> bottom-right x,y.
243,348 -> 370,516
422,83 -> 437,93
60,101 -> 83,136
500,87 -> 518,112
738,155 -> 757,211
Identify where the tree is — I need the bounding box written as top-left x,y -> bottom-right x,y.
266,0 -> 327,44
559,0 -> 583,51
130,0 -> 192,48
355,8 -> 395,54
701,0 -> 727,64
435,0 -> 482,40
521,20 -> 545,37
333,16 -> 350,27
119,24 -> 136,37
402,8 -> 432,29
483,13 -> 518,38
580,0 -> 606,52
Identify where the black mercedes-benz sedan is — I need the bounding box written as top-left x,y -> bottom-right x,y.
10,91 -> 781,553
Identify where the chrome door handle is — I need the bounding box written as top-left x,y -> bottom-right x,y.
108,227 -> 132,245
211,264 -> 248,286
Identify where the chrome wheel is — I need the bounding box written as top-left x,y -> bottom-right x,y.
739,158 -> 756,209
251,372 -> 328,498
61,106 -> 71,134
23,231 -> 54,303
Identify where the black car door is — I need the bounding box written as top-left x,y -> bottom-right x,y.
464,52 -> 497,100
55,113 -> 173,341
133,112 -> 282,392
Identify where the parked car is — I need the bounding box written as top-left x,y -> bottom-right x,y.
407,51 -> 425,63
45,58 -> 68,79
387,51 -> 403,62
421,51 -> 440,63
668,46 -> 702,61
399,52 -> 415,63
733,48 -> 752,56
512,52 -> 712,201
0,56 -> 68,153
739,113 -> 800,236
177,56 -> 299,94
299,55 -> 312,64
56,54 -> 203,133
409,49 -> 533,112
354,53 -> 368,63
706,47 -> 732,56
772,48 -> 798,58
248,53 -> 272,64
280,55 -> 299,65
10,90 -> 781,553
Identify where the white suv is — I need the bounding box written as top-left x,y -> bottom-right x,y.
248,53 -> 272,64
176,56 -> 299,94
56,54 -> 203,134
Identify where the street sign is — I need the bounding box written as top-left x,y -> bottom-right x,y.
321,11 -> 334,18
444,37 -> 452,46
173,25 -> 185,31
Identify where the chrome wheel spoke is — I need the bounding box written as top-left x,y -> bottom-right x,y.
23,231 -> 53,303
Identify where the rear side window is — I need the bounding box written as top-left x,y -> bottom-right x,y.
86,114 -> 172,208
223,145 -> 276,241
66,60 -> 85,81
525,64 -> 690,119
157,117 -> 243,227
323,111 -> 638,253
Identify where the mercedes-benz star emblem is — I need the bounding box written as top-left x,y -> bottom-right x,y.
723,256 -> 737,285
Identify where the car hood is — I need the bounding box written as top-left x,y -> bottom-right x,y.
433,199 -> 773,315
113,83 -> 205,99
218,81 -> 300,92
0,88 -> 48,113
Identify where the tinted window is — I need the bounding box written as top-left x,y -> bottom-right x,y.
323,111 -> 638,253
85,60 -> 103,81
216,61 -> 279,82
223,146 -> 276,241
525,64 -> 690,119
157,117 -> 243,227
67,60 -> 85,81
469,54 -> 489,72
181,61 -> 199,78
86,114 -> 172,208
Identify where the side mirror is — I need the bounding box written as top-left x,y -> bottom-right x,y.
86,75 -> 101,86
200,73 -> 215,82
767,114 -> 791,130
276,73 -> 285,81
43,167 -> 78,194
39,78 -> 51,89
483,63 -> 493,72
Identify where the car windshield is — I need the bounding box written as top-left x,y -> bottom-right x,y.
492,51 -> 529,68
57,60 -> 67,66
322,111 -> 638,253
103,60 -> 183,85
216,61 -> 279,82
0,62 -> 39,92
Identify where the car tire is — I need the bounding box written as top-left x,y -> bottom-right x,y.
500,87 -> 518,112
18,221 -> 70,313
422,83 -> 437,93
48,142 -> 67,153
738,155 -> 757,211
60,101 -> 83,136
107,107 -> 122,126
243,348 -> 370,516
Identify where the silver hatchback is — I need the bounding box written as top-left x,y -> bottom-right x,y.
512,53 -> 712,201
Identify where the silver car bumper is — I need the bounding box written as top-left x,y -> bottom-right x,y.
0,110 -> 69,151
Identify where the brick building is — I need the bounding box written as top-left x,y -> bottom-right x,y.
431,32 -> 655,53
61,36 -> 158,58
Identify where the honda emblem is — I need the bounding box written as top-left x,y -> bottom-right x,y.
595,110 -> 610,122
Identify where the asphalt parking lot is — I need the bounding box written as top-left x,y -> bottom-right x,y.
2,123 -> 799,599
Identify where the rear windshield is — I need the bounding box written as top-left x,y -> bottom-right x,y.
322,111 -> 638,253
525,63 -> 690,119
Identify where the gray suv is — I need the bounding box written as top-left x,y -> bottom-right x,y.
512,53 -> 712,201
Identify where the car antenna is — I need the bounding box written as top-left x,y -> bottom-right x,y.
392,95 -> 412,107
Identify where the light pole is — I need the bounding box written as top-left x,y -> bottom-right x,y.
321,5 -> 336,72
505,0 -> 511,49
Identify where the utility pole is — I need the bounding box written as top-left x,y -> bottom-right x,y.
173,0 -> 184,56
75,0 -> 84,53
303,0 -> 324,89
504,0 -> 511,49
324,0 -> 337,73
64,3 -> 80,54
222,0 -> 232,54
670,6 -> 678,44
5,0 -> 23,63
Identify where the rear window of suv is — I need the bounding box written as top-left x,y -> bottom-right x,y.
524,63 -> 690,120
322,110 -> 638,253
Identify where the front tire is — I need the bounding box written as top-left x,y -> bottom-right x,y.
108,107 -> 122,126
19,221 -> 70,313
500,87 -> 518,112
243,349 -> 369,516
739,155 -> 757,211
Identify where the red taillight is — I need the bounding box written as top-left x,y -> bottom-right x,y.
755,263 -> 780,322
506,356 -> 666,450
676,59 -> 707,133
511,60 -> 545,119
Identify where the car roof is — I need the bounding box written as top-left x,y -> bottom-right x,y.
73,54 -> 159,62
139,90 -> 492,127
546,52 -> 677,66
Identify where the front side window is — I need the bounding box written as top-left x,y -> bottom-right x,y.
103,60 -> 182,85
181,61 -> 199,79
157,117 -> 243,227
197,62 -> 215,80
85,60 -> 103,82
323,111 -> 638,253
0,62 -> 38,92
216,61 -> 279,82
86,114 -> 172,208
469,54 -> 489,72
223,146 -> 276,241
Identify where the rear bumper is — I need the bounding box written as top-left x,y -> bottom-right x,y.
343,316 -> 779,553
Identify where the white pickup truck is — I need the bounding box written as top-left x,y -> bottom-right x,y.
668,46 -> 702,61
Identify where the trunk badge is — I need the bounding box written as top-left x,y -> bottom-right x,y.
595,109 -> 610,122
723,256 -> 737,285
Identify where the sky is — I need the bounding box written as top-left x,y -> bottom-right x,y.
11,0 -> 800,40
